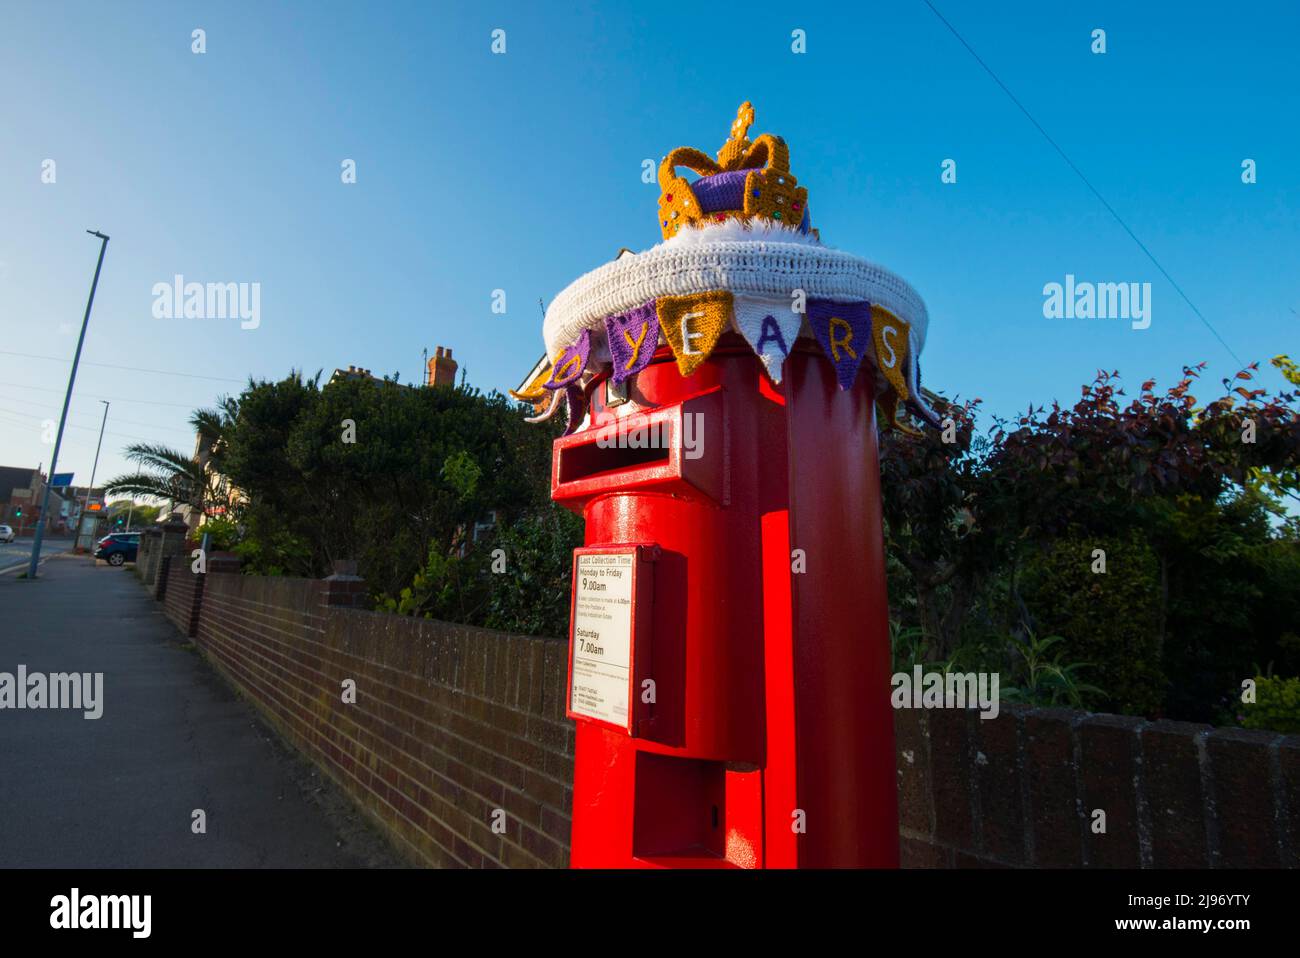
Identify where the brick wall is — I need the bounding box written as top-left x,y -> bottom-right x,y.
161,556 -> 204,637
145,562 -> 1296,869
190,568 -> 574,868
895,706 -> 1300,868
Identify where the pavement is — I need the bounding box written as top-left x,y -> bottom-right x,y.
0,553 -> 405,867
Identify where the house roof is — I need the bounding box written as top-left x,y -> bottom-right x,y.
0,466 -> 37,502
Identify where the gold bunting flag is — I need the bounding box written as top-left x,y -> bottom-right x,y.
870,306 -> 910,402
657,291 -> 733,376
509,354 -> 552,403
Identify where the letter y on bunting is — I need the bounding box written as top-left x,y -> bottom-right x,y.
734,294 -> 801,384
604,301 -> 659,383
806,300 -> 871,390
657,291 -> 733,376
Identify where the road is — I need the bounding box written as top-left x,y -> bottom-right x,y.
0,553 -> 404,867
0,535 -> 75,576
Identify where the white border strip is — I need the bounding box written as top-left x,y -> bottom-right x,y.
542,240 -> 930,360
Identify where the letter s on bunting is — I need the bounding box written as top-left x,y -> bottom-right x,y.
870,306 -> 910,401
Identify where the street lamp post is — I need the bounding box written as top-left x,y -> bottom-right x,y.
27,230 -> 110,578
79,400 -> 110,550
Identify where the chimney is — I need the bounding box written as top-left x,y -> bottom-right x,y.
429,346 -> 458,388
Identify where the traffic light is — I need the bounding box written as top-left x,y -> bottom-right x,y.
14,507 -> 21,518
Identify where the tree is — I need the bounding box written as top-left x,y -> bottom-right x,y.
880,360 -> 1300,711
103,443 -> 226,518
217,370 -> 562,596
105,499 -> 160,528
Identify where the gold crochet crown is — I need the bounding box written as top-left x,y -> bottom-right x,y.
657,102 -> 810,240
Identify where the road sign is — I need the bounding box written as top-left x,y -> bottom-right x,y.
51,473 -> 74,487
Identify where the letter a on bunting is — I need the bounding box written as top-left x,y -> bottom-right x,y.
734,294 -> 802,384
806,300 -> 871,390
604,301 -> 659,383
657,291 -> 733,376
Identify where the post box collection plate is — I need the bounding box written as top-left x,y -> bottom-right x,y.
566,544 -> 656,734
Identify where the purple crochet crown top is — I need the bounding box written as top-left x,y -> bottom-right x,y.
691,169 -> 812,234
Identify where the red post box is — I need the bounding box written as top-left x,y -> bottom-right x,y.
522,102 -> 936,868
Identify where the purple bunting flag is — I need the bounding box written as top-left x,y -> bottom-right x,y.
544,328 -> 591,390
603,301 -> 659,383
806,299 -> 872,391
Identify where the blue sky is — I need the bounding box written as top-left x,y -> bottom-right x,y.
2,0 -> 1296,489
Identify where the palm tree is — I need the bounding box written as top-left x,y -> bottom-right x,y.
103,395 -> 240,519
191,395 -> 239,472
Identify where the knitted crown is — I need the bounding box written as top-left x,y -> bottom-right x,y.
517,101 -> 939,434
657,102 -> 811,240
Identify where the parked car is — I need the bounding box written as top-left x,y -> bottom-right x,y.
95,533 -> 140,566
0,524 -> 15,543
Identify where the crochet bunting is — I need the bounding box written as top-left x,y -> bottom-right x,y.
733,294 -> 802,384
806,299 -> 872,390
870,306 -> 910,401
604,301 -> 659,383
657,291 -> 733,376
544,328 -> 590,390
563,383 -> 586,436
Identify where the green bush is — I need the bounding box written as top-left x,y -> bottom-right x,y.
196,516 -> 241,552
999,629 -> 1104,708
1241,675 -> 1300,734
378,506 -> 584,639
1021,532 -> 1165,716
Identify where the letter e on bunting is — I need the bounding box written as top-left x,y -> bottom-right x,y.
734,294 -> 801,384
657,291 -> 732,376
806,300 -> 871,390
604,301 -> 659,383
544,328 -> 591,389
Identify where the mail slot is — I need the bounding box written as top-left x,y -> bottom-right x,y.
552,388 -> 726,508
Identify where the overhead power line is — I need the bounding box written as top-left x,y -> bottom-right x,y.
921,0 -> 1244,368
0,349 -> 247,384
0,381 -> 211,409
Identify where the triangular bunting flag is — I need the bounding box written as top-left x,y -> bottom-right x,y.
563,383 -> 587,436
806,299 -> 872,390
510,354 -> 552,403
604,301 -> 660,383
544,328 -> 591,389
878,388 -> 922,436
734,294 -> 802,384
907,358 -> 942,427
870,306 -> 910,401
657,291 -> 732,376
